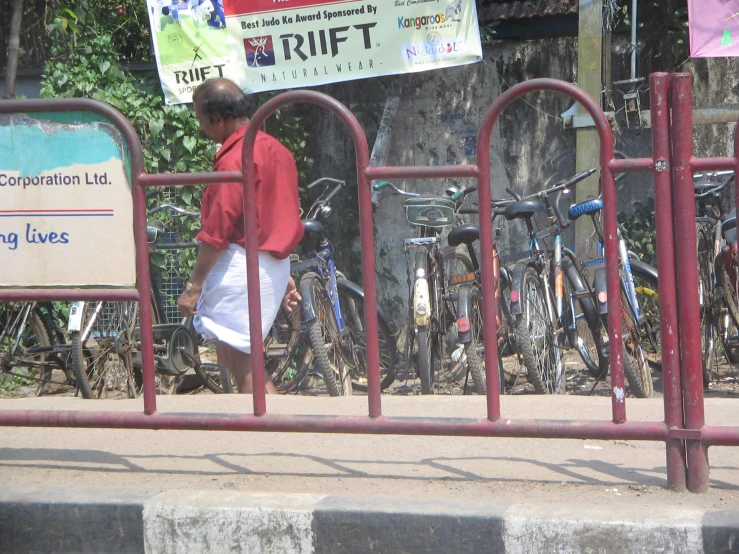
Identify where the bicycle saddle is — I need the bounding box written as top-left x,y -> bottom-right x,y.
568,198 -> 603,220
302,219 -> 325,236
723,208 -> 737,246
503,199 -> 546,221
447,225 -> 480,247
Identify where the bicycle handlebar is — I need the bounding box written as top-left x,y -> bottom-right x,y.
148,204 -> 200,218
449,185 -> 477,201
694,172 -> 735,199
371,181 -> 420,197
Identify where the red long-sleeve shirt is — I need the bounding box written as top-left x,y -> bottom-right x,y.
196,124 -> 304,258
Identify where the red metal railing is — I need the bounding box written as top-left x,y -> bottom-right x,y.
1,73 -> 737,493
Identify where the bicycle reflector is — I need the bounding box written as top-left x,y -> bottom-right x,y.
510,290 -> 519,303
450,273 -> 476,285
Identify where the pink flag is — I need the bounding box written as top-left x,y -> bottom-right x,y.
689,0 -> 739,57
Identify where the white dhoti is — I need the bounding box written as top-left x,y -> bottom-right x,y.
194,244 -> 289,354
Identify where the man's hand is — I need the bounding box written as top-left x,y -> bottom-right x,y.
282,276 -> 301,312
177,288 -> 201,317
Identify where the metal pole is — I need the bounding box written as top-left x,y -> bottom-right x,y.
670,73 -> 709,493
243,132 -> 267,417
648,73 -> 686,491
631,0 -> 638,80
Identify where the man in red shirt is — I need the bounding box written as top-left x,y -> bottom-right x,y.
177,78 -> 304,394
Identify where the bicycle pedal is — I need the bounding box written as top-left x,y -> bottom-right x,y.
393,363 -> 415,380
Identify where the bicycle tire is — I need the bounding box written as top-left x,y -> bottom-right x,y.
437,246 -> 475,386
719,301 -> 739,364
696,228 -> 715,385
514,265 -> 560,394
70,302 -> 147,399
464,285 -> 487,395
620,290 -> 654,398
716,253 -> 739,342
0,304 -> 53,396
70,330 -> 95,399
631,264 -> 663,372
417,325 -> 434,394
336,280 -> 398,393
561,257 -> 607,378
303,272 -> 347,397
266,306 -> 311,393
36,302 -> 72,389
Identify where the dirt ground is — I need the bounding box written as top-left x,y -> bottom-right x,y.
3,346 -> 738,400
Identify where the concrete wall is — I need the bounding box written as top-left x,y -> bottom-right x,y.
310,38 -> 579,314
308,39 -> 739,316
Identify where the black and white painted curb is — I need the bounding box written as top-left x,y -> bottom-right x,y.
1,486 -> 737,553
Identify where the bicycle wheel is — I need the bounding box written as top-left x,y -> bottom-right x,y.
417,325 -> 435,394
265,306 -> 311,393
0,303 -> 53,396
463,285 -> 488,395
718,299 -> 739,364
717,250 -> 739,330
514,265 -> 560,394
336,280 -> 398,393
631,265 -> 663,372
71,302 -> 143,399
620,290 -> 654,398
561,258 -> 607,378
303,272 -> 348,396
437,246 -> 475,387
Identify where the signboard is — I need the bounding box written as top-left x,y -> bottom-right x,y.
688,0 -> 739,57
0,116 -> 136,287
147,0 -> 483,104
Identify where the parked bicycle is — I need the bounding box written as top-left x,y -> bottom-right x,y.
372,180 -> 479,394
0,301 -> 71,395
694,170 -> 738,386
67,202 -> 228,399
563,181 -> 658,397
293,178 -> 399,396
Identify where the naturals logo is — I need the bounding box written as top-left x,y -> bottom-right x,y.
244,36 -> 276,68
397,0 -> 462,30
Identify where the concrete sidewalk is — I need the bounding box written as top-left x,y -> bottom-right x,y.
0,395 -> 738,552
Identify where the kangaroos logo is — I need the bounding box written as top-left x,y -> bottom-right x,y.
244,36 -> 276,68
445,0 -> 462,22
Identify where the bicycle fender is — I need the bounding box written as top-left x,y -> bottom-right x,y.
336,278 -> 397,335
299,274 -> 318,322
414,274 -> 431,327
629,258 -> 658,283
508,262 -> 528,316
593,267 -> 608,315
413,250 -> 431,327
67,301 -> 85,332
456,285 -> 472,343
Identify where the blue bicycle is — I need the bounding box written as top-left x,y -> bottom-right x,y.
295,178 -> 398,396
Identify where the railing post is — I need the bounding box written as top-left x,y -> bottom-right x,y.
649,73 -> 686,491
670,73 -> 709,493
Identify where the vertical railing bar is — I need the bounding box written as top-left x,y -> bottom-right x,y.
648,72 -> 687,491
670,73 -> 709,493
243,130 -> 267,416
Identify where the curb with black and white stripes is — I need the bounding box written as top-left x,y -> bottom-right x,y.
1,486 -> 737,553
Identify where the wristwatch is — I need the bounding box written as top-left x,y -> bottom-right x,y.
185,281 -> 202,292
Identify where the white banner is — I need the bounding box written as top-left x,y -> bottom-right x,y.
146,0 -> 483,104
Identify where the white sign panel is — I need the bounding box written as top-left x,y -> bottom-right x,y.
0,117 -> 136,287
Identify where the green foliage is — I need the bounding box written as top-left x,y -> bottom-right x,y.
620,199 -> 657,266
638,1 -> 689,72
40,2 -> 314,280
